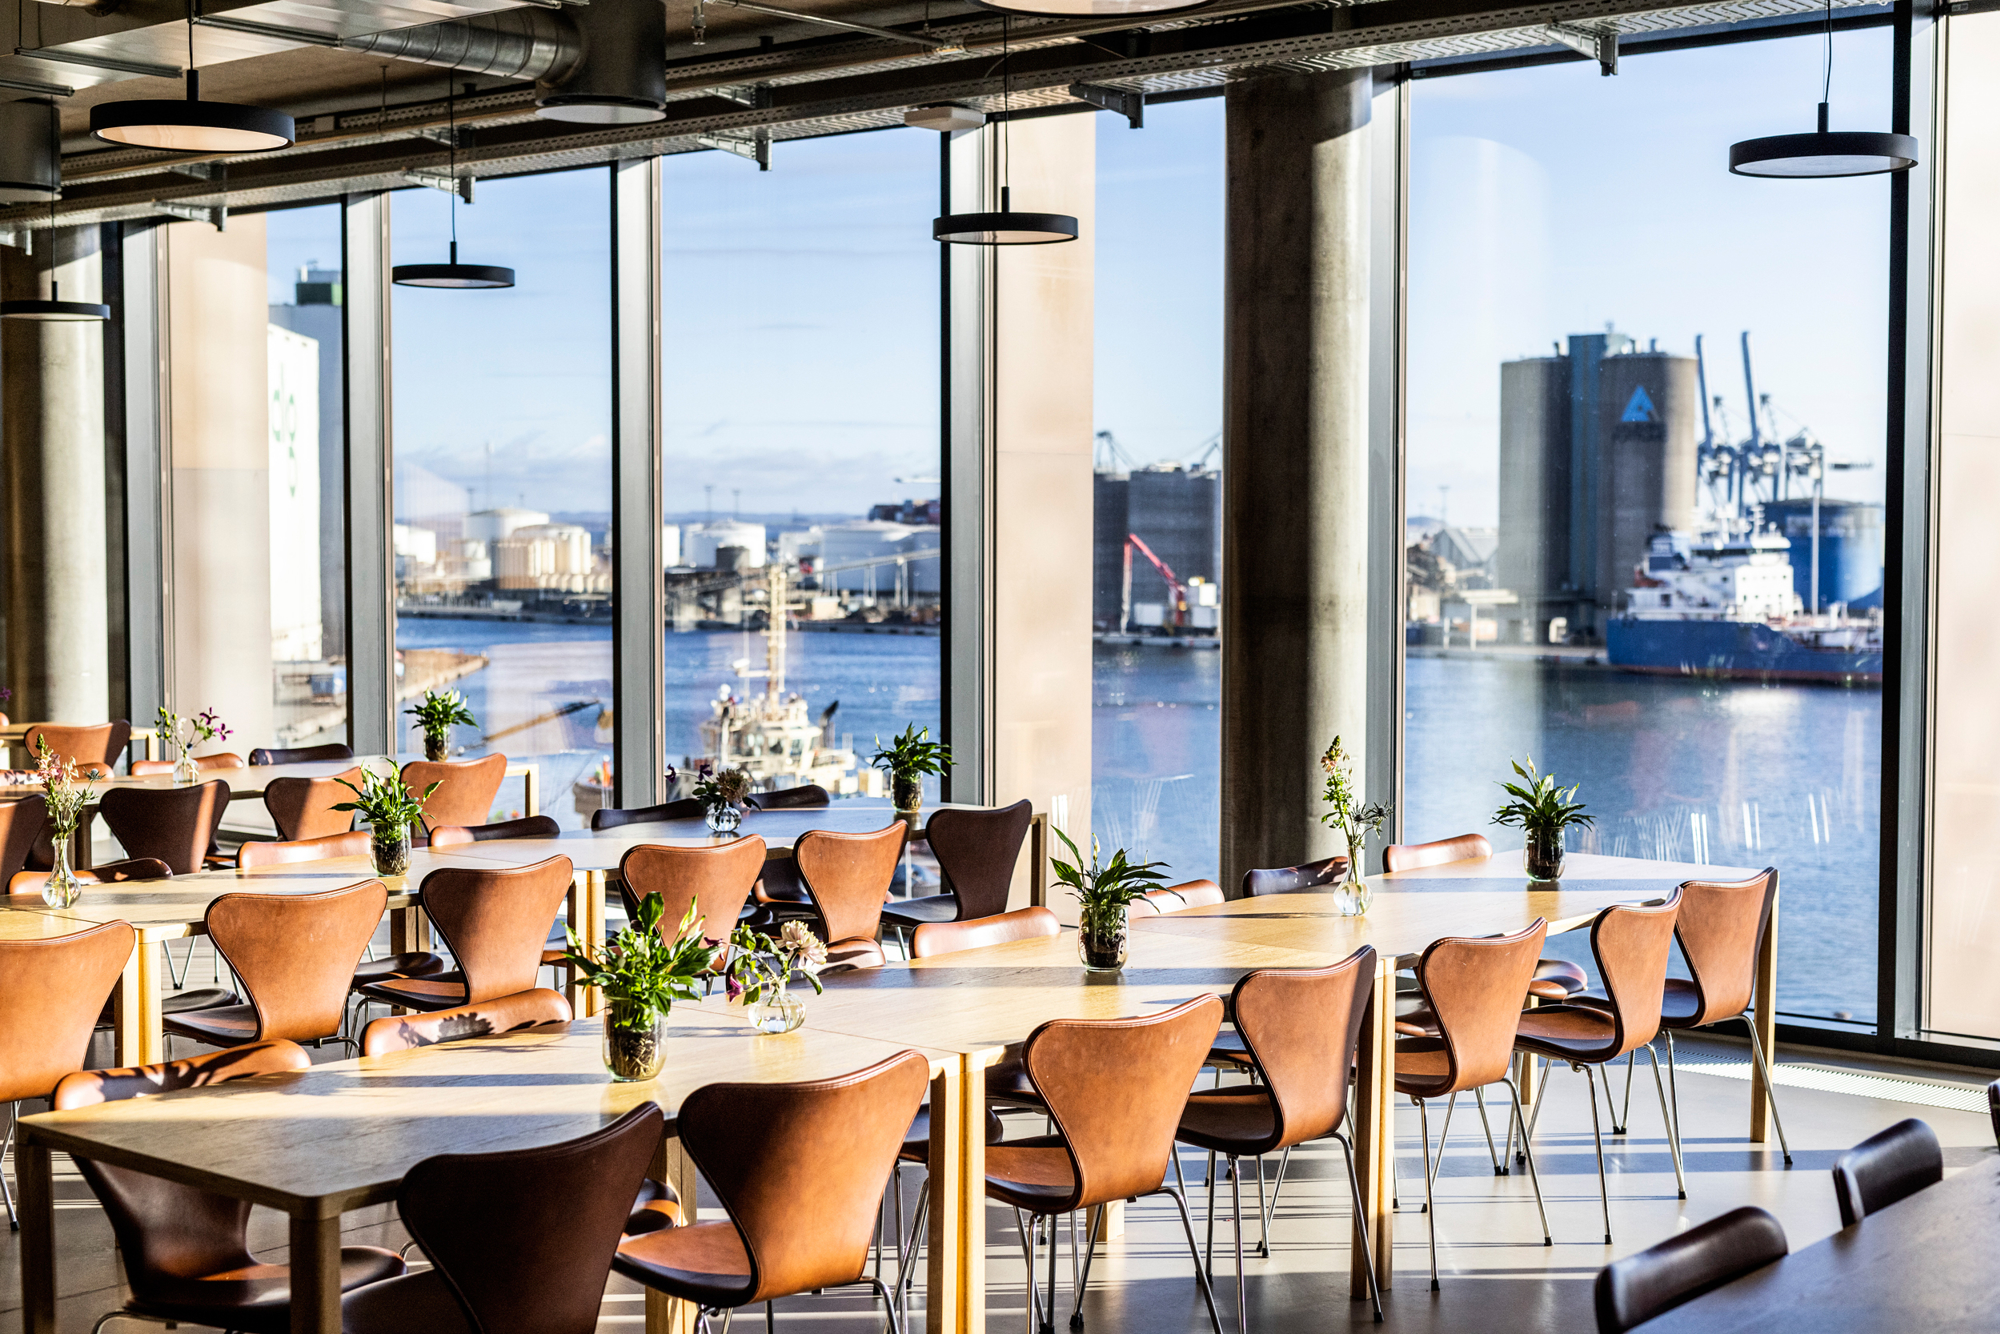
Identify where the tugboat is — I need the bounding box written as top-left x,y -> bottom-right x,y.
697,566 -> 861,790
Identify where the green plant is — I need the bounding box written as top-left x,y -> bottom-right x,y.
1491,756 -> 1595,837
1318,736 -> 1393,861
870,723 -> 952,782
558,894 -> 717,1025
332,768 -> 439,838
33,739 -> 88,839
156,705 -> 231,755
692,764 -> 752,809
1051,828 -> 1170,938
725,919 -> 827,1003
405,688 -> 477,738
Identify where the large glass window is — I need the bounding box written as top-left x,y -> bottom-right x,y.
655,131 -> 940,806
390,170 -> 612,828
1092,99 -> 1225,883
1404,35 -> 1892,1026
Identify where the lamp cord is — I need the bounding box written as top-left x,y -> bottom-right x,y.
448,78 -> 458,249
1821,0 -> 1832,107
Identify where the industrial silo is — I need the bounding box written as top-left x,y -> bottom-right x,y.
1496,355 -> 1572,642
1093,470 -> 1130,630
1594,350 -> 1698,611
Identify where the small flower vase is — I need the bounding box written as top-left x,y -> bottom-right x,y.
1332,867 -> 1372,917
892,774 -> 923,816
604,1001 -> 666,1081
1078,908 -> 1129,972
748,984 -> 806,1034
705,802 -> 743,836
43,837 -> 82,908
171,748 -> 198,786
1525,829 -> 1565,882
423,731 -> 449,762
371,827 -> 411,877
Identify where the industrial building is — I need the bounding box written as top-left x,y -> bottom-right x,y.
1093,463 -> 1222,633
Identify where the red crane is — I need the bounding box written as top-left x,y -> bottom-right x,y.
1121,533 -> 1188,631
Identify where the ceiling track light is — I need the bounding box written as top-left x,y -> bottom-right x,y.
89,4 -> 293,153
391,79 -> 515,290
1727,0 -> 1914,179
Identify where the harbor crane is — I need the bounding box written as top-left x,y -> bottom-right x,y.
1120,533 -> 1188,632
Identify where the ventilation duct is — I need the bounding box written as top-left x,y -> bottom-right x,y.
338,9 -> 581,83
0,100 -> 61,204
535,0 -> 667,124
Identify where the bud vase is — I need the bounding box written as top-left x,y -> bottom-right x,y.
43,838 -> 82,908
705,802 -> 743,835
604,1002 -> 666,1081
171,749 -> 198,786
1332,869 -> 1371,917
748,985 -> 806,1034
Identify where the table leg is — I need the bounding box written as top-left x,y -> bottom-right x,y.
73,813 -> 95,872
19,1137 -> 55,1334
289,1209 -> 342,1334
926,1055 -> 980,1334
1750,889 -> 1779,1142
522,763 -> 541,818
1349,957 -> 1395,1298
647,1134 -> 700,1334
1028,814 -> 1047,910
390,905 -> 432,956
115,934 -> 165,1065
581,871 -> 606,1018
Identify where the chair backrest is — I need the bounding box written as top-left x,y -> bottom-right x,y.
363,989 -> 573,1056
1025,995 -> 1224,1211
911,905 -> 1061,958
1831,1117 -> 1942,1227
1383,833 -> 1493,873
921,800 -> 1033,920
10,857 -> 171,898
617,839 -> 767,946
237,829 -> 373,869
98,780 -> 231,875
421,856 -> 576,1003
1415,918 -> 1549,1095
130,753 -> 244,777
1241,854 -> 1348,898
1593,1205 -> 1787,1333
51,1041 -> 311,1302
400,1103 -> 663,1334
749,784 -> 831,810
0,794 -> 46,883
206,881 -> 388,1043
401,754 -> 508,830
429,814 -> 562,847
0,920 -> 137,1103
592,797 -> 704,830
22,721 -> 130,777
795,823 -> 906,945
248,743 -> 356,766
1131,880 -> 1224,915
1231,947 -> 1377,1153
1588,889 -> 1682,1058
679,1051 -> 930,1303
1672,868 -> 1778,1026
262,769 -> 363,842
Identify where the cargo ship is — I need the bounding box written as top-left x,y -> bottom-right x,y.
1606,529 -> 1882,685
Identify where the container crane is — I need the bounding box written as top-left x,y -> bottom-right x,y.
1120,533 -> 1188,632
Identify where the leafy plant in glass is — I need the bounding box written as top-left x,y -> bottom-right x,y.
870,723 -> 952,815
557,895 -> 717,1080
1491,755 -> 1594,881
724,919 -> 827,1034
1318,735 -> 1392,915
1052,827 -> 1169,971
691,763 -> 753,835
405,688 -> 477,762
331,769 -> 439,877
156,705 -> 231,785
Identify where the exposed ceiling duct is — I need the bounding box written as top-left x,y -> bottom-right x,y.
337,9 -> 581,84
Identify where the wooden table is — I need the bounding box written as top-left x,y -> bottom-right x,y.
1641,1158 -> 2000,1332
14,1012 -> 964,1334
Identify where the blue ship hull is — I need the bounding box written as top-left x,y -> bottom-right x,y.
1605,617 -> 1882,685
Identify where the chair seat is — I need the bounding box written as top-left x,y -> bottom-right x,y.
880,895 -> 961,929
612,1220 -> 755,1308
1206,1028 -> 1254,1068
984,1139 -> 1078,1213
353,972 -> 469,1012
825,937 -> 885,972
352,952 -> 446,987
902,1104 -> 1007,1161
1569,978 -> 1703,1027
338,1263 -> 470,1334
1513,1002 -> 1622,1061
161,1003 -> 263,1047
1175,1086 -> 1278,1156
99,987 -> 240,1030
1393,1036 -> 1455,1098
132,1245 -> 404,1334
1535,957 -> 1590,997
985,1051 -> 1044,1107
625,1177 -> 683,1238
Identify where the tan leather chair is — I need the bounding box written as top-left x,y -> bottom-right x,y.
1595,1205 -> 1787,1333
613,1052 -> 930,1330
343,1103 -> 663,1334
248,743 -> 355,765
1175,948 -> 1382,1326
429,814 -> 561,846
97,780 -> 232,874
237,829 -> 372,868
591,797 -> 704,829
165,880 -> 388,1051
911,904 -> 1060,958
1396,918 -> 1553,1287
56,1041 -> 406,1334
1514,890 -> 1685,1242
401,754 -> 507,832
881,799 -> 1033,933
795,824 -> 906,971
261,768 -> 364,842
130,752 -> 245,776
353,856 -> 574,1013
361,987 -> 572,1057
617,838 -> 767,963
1387,833 -> 1589,1001
1132,879 -> 1225,915
21,721 -> 130,778
0,795 -> 47,884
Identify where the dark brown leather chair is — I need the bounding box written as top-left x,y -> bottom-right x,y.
1387,833 -> 1589,1001
617,838 -> 767,957
354,856 -> 574,1013
1989,1078 -> 2000,1149
1514,890 -> 1685,1241
361,988 -> 573,1057
1241,854 -> 1348,897
0,795 -> 49,886
795,823 -> 906,971
131,752 -> 245,776
880,799 -> 1032,933
612,1053 -> 930,1330
911,905 -> 1060,958
984,997 -> 1225,1334
429,814 -> 562,846
55,1040 -> 406,1334
261,768 -> 364,842
236,829 -> 372,868
400,754 -> 507,832
748,784 -> 831,810
1831,1117 -> 1941,1227
248,743 -> 355,765
1396,918 -> 1553,1287
1132,879 -> 1225,915
1175,948 -> 1383,1326
592,797 -> 704,830
21,720 -> 131,778
342,1103 -> 662,1334
1593,1205 -> 1787,1333
98,780 -> 232,874
165,880 -> 387,1051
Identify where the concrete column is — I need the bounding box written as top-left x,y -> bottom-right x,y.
1220,68 -> 1372,894
1,227 -> 112,724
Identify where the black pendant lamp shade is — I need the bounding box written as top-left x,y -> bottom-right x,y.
0,100 -> 60,204
393,240 -> 515,289
1730,100 -> 1916,178
92,69 -> 293,153
0,283 -> 111,322
934,186 -> 1078,246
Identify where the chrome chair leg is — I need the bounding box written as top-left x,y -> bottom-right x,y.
1663,1030 -> 1683,1149
1204,1150 -> 1218,1277
1615,1050 -> 1636,1134
1581,1064 -> 1612,1245
1741,1015 -> 1794,1166
867,1275 -> 905,1334
1161,1185 -> 1226,1334
1416,1095 -> 1440,1290
1229,1155 -> 1247,1334
1252,1153 -> 1270,1258
1260,1146 -> 1291,1242
1014,1207 -> 1042,1334
1072,1202 -> 1104,1326
1472,1086 -> 1505,1175
1,1102 -> 16,1231
1643,1043 -> 1686,1199
1427,1091 -> 1460,1201
1332,1132 -> 1384,1322
1499,1077 -> 1552,1246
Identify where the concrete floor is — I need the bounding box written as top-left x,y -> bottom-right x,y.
2,942 -> 1993,1334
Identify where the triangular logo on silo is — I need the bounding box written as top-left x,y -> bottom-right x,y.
1620,386 -> 1657,423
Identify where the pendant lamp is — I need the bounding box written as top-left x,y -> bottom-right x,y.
933,20 -> 1078,246
1,115 -> 108,323
0,100 -> 60,204
90,2 -> 293,152
392,82 -> 514,289
1728,0 -> 1914,178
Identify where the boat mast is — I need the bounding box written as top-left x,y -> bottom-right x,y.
765,561 -> 787,702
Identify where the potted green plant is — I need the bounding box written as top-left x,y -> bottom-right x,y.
33,739 -> 90,908
691,764 -> 753,835
331,769 -> 439,877
156,705 -> 231,786
870,723 -> 951,816
1318,736 -> 1393,917
406,688 -> 477,762
1491,756 -> 1594,882
724,919 -> 828,1034
1052,828 -> 1169,972
557,895 -> 717,1080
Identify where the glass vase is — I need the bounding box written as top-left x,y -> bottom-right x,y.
748,986 -> 806,1034
423,732 -> 449,762
892,774 -> 923,816
171,748 -> 198,786
1525,829 -> 1566,882
371,828 -> 411,877
1078,908 -> 1128,972
604,1002 -> 666,1081
1332,863 -> 1372,917
705,802 -> 743,836
43,837 -> 82,908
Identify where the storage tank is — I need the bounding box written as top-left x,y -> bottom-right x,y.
1594,351 -> 1698,612
1762,498 -> 1885,609
1496,355 -> 1572,641
686,521 -> 767,569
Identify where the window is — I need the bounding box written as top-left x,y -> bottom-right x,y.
1404,35 -> 1892,1026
